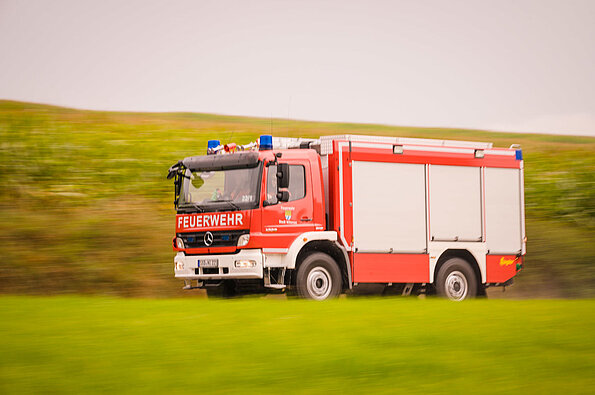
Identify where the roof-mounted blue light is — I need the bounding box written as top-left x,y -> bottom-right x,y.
260,135 -> 273,150
515,149 -> 523,160
207,140 -> 220,155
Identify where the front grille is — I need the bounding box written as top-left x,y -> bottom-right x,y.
179,230 -> 248,248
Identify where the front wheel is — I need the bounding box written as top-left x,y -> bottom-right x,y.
436,258 -> 478,301
296,253 -> 342,300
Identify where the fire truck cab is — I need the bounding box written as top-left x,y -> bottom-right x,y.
168,134 -> 525,300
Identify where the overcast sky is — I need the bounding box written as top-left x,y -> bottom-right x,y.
1,0 -> 594,136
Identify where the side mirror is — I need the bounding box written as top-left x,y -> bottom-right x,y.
277,191 -> 290,202
277,163 -> 290,189
167,161 -> 184,180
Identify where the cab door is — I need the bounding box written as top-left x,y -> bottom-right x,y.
261,160 -> 316,247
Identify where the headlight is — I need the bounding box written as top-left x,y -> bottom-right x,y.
234,260 -> 256,268
175,261 -> 185,270
237,234 -> 250,247
176,237 -> 185,249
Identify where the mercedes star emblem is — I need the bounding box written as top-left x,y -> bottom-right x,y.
204,231 -> 214,246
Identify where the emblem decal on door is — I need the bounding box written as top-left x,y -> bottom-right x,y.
279,206 -> 297,225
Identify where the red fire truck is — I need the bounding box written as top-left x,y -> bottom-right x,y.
168,134 -> 525,300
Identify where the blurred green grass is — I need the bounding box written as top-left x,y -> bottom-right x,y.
0,296 -> 593,393
0,100 -> 594,297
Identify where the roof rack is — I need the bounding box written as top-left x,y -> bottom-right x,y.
319,134 -> 493,155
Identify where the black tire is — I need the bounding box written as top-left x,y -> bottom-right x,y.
436,258 -> 478,301
296,252 -> 342,300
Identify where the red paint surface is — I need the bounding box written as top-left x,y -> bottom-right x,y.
174,149 -> 326,254
176,211 -> 251,232
173,138 -> 523,288
353,253 -> 430,283
486,255 -> 520,283
327,138 -> 522,285
329,139 -> 521,170
260,155 -> 319,238
349,147 -> 521,169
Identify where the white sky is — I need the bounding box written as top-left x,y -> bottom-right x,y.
1,0 -> 594,136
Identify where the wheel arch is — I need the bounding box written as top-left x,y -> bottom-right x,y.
434,249 -> 483,286
293,240 -> 350,290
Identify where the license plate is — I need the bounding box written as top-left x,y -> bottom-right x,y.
198,258 -> 218,268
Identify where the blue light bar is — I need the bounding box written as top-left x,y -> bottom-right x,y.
260,135 -> 273,150
207,140 -> 220,155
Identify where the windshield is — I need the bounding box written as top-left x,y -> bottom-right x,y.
178,164 -> 262,212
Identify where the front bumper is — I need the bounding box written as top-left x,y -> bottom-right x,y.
174,249 -> 263,280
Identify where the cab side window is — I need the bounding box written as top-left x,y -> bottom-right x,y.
288,165 -> 306,200
267,164 -> 306,204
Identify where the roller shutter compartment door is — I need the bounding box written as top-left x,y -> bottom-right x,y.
485,167 -> 522,254
352,161 -> 427,253
429,165 -> 482,242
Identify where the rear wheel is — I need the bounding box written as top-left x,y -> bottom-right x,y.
296,253 -> 342,300
436,258 -> 478,301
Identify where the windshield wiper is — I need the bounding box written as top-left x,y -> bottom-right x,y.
179,203 -> 205,213
216,199 -> 241,211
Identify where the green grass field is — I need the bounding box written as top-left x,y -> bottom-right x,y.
0,100 -> 594,297
0,296 -> 593,394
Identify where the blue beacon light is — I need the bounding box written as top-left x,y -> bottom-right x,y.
259,135 -> 273,150
207,140 -> 220,154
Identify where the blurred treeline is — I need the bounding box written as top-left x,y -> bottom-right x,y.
0,100 -> 593,297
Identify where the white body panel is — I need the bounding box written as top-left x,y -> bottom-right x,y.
352,161 -> 427,253
429,165 -> 482,242
263,230 -> 351,287
263,231 -> 339,269
428,242 -> 487,283
174,232 -> 344,281
520,161 -> 527,255
485,167 -> 522,254
174,249 -> 263,279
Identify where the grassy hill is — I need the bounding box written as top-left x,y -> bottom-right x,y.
1,296 -> 594,393
0,100 -> 593,297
